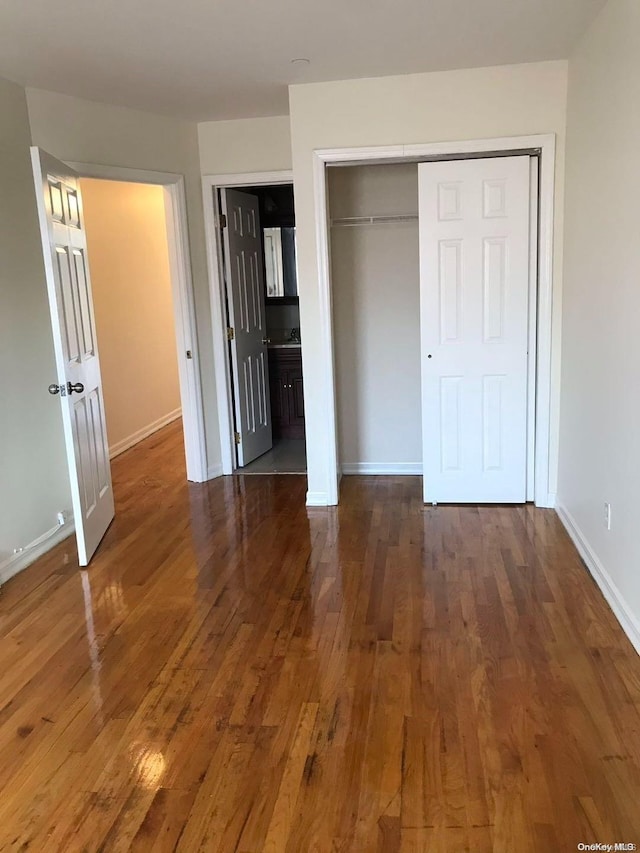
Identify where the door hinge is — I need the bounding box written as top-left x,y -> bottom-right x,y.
227,327 -> 235,341
220,213 -> 227,229
186,349 -> 193,360
234,431 -> 241,445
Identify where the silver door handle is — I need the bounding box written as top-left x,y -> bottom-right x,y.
48,382 -> 84,396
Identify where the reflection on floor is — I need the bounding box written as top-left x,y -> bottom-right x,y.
239,438 -> 306,474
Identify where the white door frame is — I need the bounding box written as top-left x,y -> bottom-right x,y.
312,134 -> 557,508
67,162 -> 208,483
202,170 -> 294,474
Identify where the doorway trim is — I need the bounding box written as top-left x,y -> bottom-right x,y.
312,134 -> 557,507
67,162 -> 208,483
201,170 -> 294,474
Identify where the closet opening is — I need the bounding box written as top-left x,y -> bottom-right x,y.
326,152 -> 541,504
328,163 -> 422,478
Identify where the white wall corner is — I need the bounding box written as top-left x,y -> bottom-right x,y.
556,503 -> 640,657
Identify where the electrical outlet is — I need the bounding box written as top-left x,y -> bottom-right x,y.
57,511 -> 68,526
604,502 -> 611,531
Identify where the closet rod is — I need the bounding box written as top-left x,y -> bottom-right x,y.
330,213 -> 418,227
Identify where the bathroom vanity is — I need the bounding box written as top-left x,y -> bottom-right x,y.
268,345 -> 305,439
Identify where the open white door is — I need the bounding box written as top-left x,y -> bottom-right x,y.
31,148 -> 114,565
419,155 -> 531,503
221,188 -> 272,466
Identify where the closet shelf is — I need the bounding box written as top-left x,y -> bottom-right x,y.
330,213 -> 418,227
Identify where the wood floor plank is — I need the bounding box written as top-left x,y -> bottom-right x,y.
0,419 -> 639,851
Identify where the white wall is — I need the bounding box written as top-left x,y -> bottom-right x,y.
557,0 -> 640,649
81,179 -> 181,457
26,88 -> 221,473
329,165 -> 421,470
198,115 -> 292,175
0,77 -> 71,582
289,60 -> 568,504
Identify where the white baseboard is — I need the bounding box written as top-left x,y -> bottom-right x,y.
109,408 -> 182,459
0,520 -> 75,587
341,462 -> 423,475
556,502 -> 640,656
306,490 -> 329,507
207,463 -> 223,480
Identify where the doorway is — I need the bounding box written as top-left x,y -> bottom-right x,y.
70,162 -> 208,487
210,178 -> 306,475
80,178 -> 184,466
32,149 -> 207,564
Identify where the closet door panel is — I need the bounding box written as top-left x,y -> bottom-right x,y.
419,156 -> 530,503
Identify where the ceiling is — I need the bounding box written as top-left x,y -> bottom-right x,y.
0,0 -> 606,122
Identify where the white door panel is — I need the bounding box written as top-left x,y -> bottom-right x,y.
31,148 -> 114,564
419,156 -> 531,503
221,189 -> 272,466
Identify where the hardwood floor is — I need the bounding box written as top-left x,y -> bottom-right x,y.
1,420 -> 639,852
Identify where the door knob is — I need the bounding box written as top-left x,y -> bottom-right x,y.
48,382 -> 84,396
262,338 -> 271,345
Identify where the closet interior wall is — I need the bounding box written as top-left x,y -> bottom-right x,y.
328,163 -> 421,473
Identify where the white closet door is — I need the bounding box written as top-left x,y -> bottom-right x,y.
419,156 -> 531,503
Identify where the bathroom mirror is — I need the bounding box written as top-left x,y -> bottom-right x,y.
264,227 -> 298,300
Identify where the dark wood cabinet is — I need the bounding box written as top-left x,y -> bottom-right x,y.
268,348 -> 305,439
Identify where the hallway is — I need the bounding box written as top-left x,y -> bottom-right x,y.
0,420 -> 639,850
